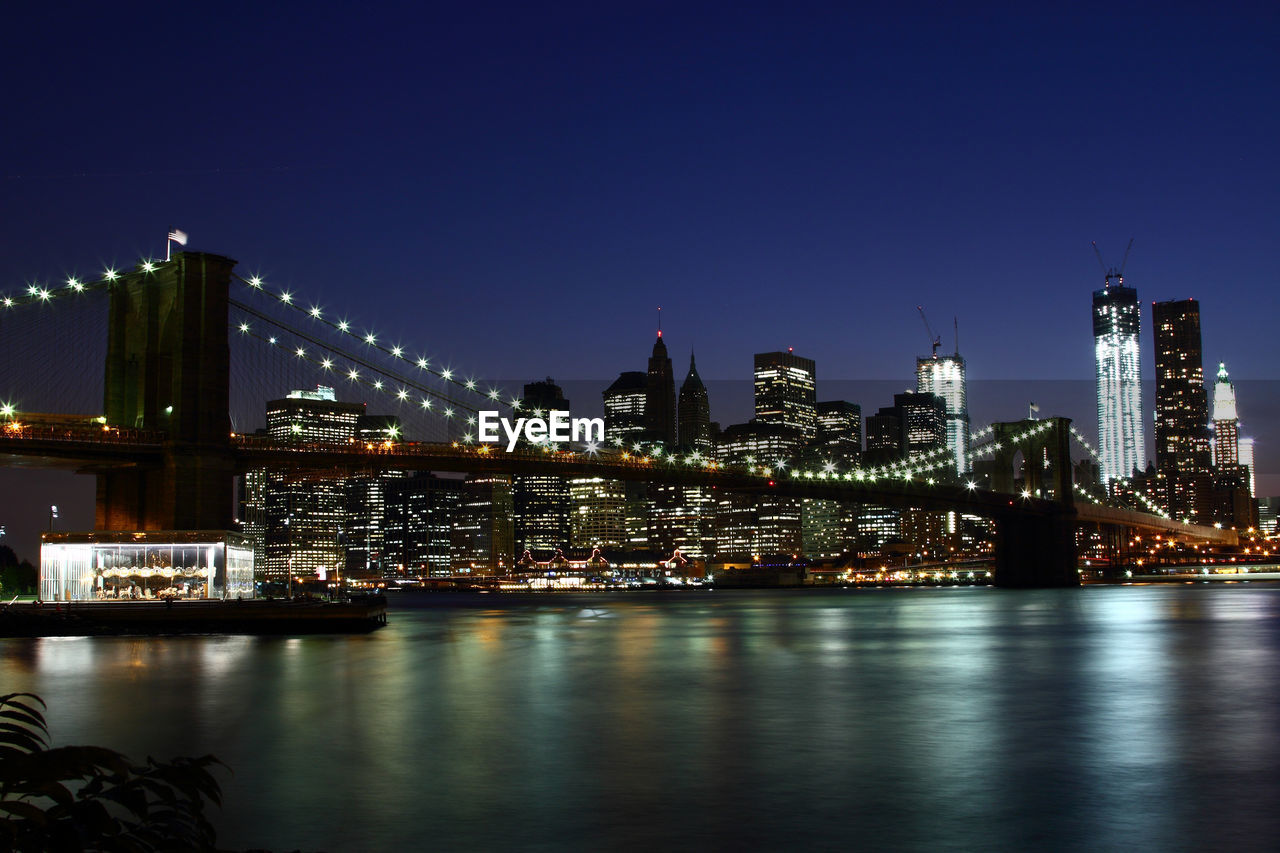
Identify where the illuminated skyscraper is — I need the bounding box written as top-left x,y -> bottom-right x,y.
1093,279 -> 1144,484
646,330 -> 677,446
1152,299 -> 1211,520
916,354 -> 969,474
346,413 -> 407,576
384,473 -> 461,577
603,371 -> 647,446
677,352 -> 713,452
1212,362 -> 1239,469
754,349 -> 817,439
513,379 -> 570,554
568,477 -> 628,549
451,474 -> 514,574
262,386 -> 364,580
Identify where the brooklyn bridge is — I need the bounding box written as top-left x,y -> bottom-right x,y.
0,251 -> 1237,588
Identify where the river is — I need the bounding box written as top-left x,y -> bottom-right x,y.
3,584 -> 1279,851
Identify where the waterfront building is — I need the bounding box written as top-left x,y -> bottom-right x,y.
715,421 -> 804,559
568,477 -> 628,549
1093,278 -> 1145,483
262,386 -> 364,580
917,354 -> 969,474
451,474 -> 514,574
754,349 -> 817,440
1152,299 -> 1211,520
345,414 -> 407,576
384,473 -> 461,577
513,379 -> 571,554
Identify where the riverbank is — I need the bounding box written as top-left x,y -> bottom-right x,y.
0,596 -> 388,637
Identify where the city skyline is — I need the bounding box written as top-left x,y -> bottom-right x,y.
1,3 -> 1277,560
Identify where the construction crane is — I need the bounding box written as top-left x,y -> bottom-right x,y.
917,305 -> 941,358
1092,238 -> 1134,287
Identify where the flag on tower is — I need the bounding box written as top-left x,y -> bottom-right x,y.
168,229 -> 188,246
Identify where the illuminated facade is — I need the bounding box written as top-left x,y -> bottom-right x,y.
384,473 -> 461,577
814,400 -> 862,466
603,371 -> 648,446
451,474 -> 514,574
715,421 -> 804,558
1093,283 -> 1145,483
262,386 -> 365,580
41,531 -> 254,601
1152,299 -> 1211,520
513,379 -> 571,553
345,414 -> 406,576
916,355 -> 969,473
754,350 -> 817,440
1212,362 -> 1239,468
568,477 -> 628,549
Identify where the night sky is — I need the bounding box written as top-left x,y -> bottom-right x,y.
2,3 -> 1277,558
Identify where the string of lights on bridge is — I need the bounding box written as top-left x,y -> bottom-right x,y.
233,273 -> 519,413
0,258 -> 519,427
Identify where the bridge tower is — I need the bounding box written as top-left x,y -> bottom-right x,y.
98,252 -> 236,531
988,417 -> 1078,587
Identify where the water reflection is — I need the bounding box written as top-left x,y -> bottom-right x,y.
1,586 -> 1278,851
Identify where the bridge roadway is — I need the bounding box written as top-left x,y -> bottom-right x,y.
0,423 -> 1237,546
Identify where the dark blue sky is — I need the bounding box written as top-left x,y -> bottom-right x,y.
1,2 -> 1278,555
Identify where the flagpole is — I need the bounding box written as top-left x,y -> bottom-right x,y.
166,226 -> 172,262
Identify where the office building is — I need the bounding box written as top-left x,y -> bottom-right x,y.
917,354 -> 969,474
261,386 -> 364,580
513,379 -> 571,554
345,414 -> 407,576
603,371 -> 648,446
754,349 -> 817,440
1093,278 -> 1145,483
677,352 -> 714,453
646,330 -> 677,446
568,477 -> 628,549
814,400 -> 862,467
384,473 -> 461,577
451,474 -> 514,574
1152,299 -> 1211,520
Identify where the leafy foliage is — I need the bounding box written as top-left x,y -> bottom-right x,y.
0,693 -> 224,852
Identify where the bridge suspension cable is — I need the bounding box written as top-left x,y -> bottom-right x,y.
232,273 -> 518,410
230,298 -> 486,417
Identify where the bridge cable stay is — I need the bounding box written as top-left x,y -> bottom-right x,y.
230,298 -> 485,415
232,274 -> 519,411
228,309 -> 464,443
0,278 -> 109,418
229,324 -> 467,443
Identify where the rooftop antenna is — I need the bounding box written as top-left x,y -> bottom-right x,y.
657,306 -> 662,338
917,305 -> 941,358
953,316 -> 959,356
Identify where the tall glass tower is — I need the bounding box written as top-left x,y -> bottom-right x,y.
1093,279 -> 1145,484
917,354 -> 969,474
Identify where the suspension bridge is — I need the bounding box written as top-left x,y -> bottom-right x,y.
0,250 -> 1236,588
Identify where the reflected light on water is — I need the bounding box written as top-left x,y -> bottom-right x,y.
1,586 -> 1278,850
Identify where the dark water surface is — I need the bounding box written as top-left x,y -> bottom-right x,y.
4,586 -> 1280,852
